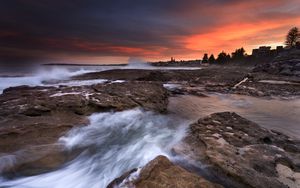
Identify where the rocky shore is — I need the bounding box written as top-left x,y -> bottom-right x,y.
111,112 -> 300,188
0,82 -> 168,175
72,62 -> 300,98
0,50 -> 300,187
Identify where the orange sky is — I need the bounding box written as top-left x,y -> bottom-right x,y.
184,18 -> 300,58
1,0 -> 300,65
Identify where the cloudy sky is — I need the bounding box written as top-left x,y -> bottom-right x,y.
1,0 -> 300,66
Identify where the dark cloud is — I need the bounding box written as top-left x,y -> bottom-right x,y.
1,0 -> 300,68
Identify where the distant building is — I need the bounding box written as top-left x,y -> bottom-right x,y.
252,46 -> 284,58
276,46 -> 284,52
252,46 -> 271,57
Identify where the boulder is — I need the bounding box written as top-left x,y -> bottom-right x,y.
175,112 -> 300,188
108,155 -> 223,188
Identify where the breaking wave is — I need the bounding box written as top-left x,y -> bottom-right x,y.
0,108 -> 187,188
0,67 -> 94,93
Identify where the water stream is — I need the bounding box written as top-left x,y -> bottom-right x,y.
0,109 -> 187,188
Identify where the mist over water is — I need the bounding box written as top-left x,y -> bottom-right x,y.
126,57 -> 151,68
0,64 -> 203,93
0,66 -> 103,93
0,109 -> 187,188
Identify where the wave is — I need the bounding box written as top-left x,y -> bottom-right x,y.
125,57 -> 152,68
0,67 -> 94,93
0,108 -> 187,188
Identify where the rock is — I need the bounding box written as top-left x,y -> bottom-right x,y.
1,144 -> 73,177
280,68 -> 293,76
106,168 -> 138,188
108,155 -> 223,188
253,49 -> 300,77
295,63 -> 300,71
293,71 -> 300,76
21,105 -> 51,116
276,163 -> 300,188
0,81 -> 169,174
166,84 -> 208,97
176,112 -> 300,188
72,66 -> 249,86
205,72 -> 300,98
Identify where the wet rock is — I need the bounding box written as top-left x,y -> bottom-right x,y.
0,81 -> 168,156
73,66 -> 249,86
107,168 -> 138,188
205,74 -> 300,97
166,84 -> 208,97
294,71 -> 300,76
276,163 -> 300,188
176,112 -> 300,188
1,144 -> 71,177
21,105 -> 51,116
108,155 -> 223,188
280,68 -> 293,76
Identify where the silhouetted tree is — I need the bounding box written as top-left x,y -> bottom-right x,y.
216,51 -> 229,64
226,54 -> 231,61
208,54 -> 216,64
202,53 -> 208,63
231,47 -> 246,60
296,41 -> 300,49
285,27 -> 299,48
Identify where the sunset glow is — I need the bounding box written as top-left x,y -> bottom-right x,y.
1,0 -> 300,66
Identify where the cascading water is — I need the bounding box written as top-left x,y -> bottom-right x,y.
0,109 -> 188,188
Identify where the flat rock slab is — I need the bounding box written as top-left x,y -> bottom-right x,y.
72,66 -> 249,86
75,67 -> 300,98
205,72 -> 300,98
176,112 -> 300,188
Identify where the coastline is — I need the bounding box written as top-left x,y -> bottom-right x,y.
0,56 -> 300,187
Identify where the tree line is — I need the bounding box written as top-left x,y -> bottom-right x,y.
202,27 -> 300,64
202,47 -> 246,64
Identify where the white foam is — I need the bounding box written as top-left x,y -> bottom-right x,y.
0,67 -> 95,94
111,80 -> 126,83
0,154 -> 17,172
0,108 -> 187,188
49,79 -> 108,87
50,92 -> 82,97
163,83 -> 182,90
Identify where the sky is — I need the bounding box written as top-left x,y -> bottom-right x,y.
1,0 -> 300,67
